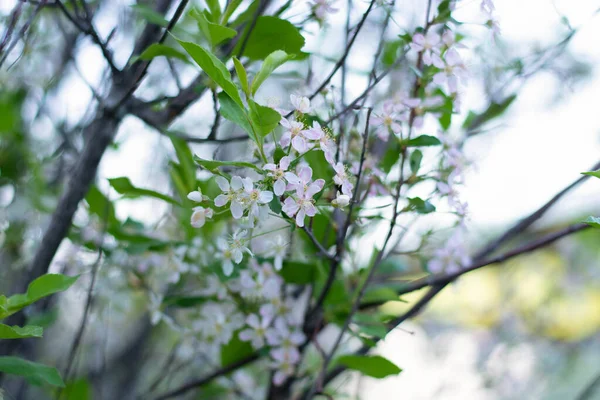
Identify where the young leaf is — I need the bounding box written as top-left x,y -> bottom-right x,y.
194,155 -> 261,172
335,355 -> 402,379
237,16 -> 305,60
463,94 -> 517,131
249,100 -> 281,137
170,137 -> 197,192
194,11 -> 237,46
409,150 -> 423,174
205,0 -> 222,22
584,216 -> 600,228
217,92 -> 257,143
405,135 -> 441,147
582,170 -> 600,179
4,274 -> 79,318
175,39 -> 244,107
221,0 -> 244,25
233,57 -> 249,97
220,334 -> 254,367
134,43 -> 190,63
0,356 -> 65,387
108,177 -> 181,206
251,50 -> 294,95
408,197 -> 436,214
130,4 -> 169,27
0,324 -> 43,339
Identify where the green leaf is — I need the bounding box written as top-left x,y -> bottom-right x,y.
582,170 -> 600,179
335,355 -> 402,379
409,150 -> 423,174
382,39 -> 403,67
381,139 -> 402,173
3,274 -> 79,319
269,196 -> 282,214
463,94 -> 517,131
221,0 -> 244,25
238,16 -> 305,60
220,333 -> 254,367
362,287 -> 401,304
63,378 -> 91,400
131,4 -> 169,27
218,91 -> 257,143
194,155 -> 261,172
280,261 -> 316,284
249,100 -> 281,137
175,39 -> 244,107
194,10 -> 237,46
233,57 -> 249,97
584,216 -> 600,228
85,186 -> 119,227
0,324 -> 43,339
407,197 -> 435,214
405,135 -> 441,147
170,137 -> 197,193
251,50 -> 294,95
134,43 -> 190,63
108,177 -> 180,206
0,356 -> 65,387
205,0 -> 222,22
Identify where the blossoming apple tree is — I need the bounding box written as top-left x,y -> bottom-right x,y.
0,0 -> 598,398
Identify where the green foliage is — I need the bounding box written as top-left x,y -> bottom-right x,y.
204,0 -> 222,22
175,39 -> 244,107
334,354 -> 402,379
194,155 -> 261,173
381,138 -> 402,174
220,333 -> 254,367
582,170 -> 600,179
108,177 -> 180,205
63,378 -> 92,400
584,216 -> 600,229
463,94 -> 517,131
251,50 -> 294,95
130,4 -> 169,27
170,137 -> 197,193
134,44 -> 190,63
217,92 -> 258,144
193,10 -> 237,46
0,357 -> 65,387
409,150 -> 423,174
233,57 -> 249,96
248,100 -> 281,137
362,287 -> 402,304
280,261 -> 317,284
0,324 -> 43,339
1,274 -> 79,319
85,185 -> 119,227
404,135 -> 441,147
237,16 -> 305,60
407,197 -> 436,214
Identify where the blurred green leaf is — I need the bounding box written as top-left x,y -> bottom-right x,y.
404,135 -> 441,147
134,43 -> 190,63
582,170 -> 600,179
408,197 -> 435,214
108,177 -> 180,205
3,274 -> 79,319
194,155 -> 261,172
0,324 -> 43,339
131,4 -> 169,27
335,355 -> 402,379
233,57 -> 249,96
409,150 -> 423,174
63,378 -> 91,400
584,216 -> 600,229
220,333 -> 254,367
280,261 -> 316,284
463,94 -> 517,131
0,356 -> 65,387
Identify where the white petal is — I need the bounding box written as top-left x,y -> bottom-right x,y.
274,179 -> 286,196
295,209 -> 306,227
187,191 -> 203,202
259,191 -> 273,203
231,201 -> 244,219
214,194 -> 228,207
223,260 -> 233,276
215,176 -> 229,191
230,176 -> 243,190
